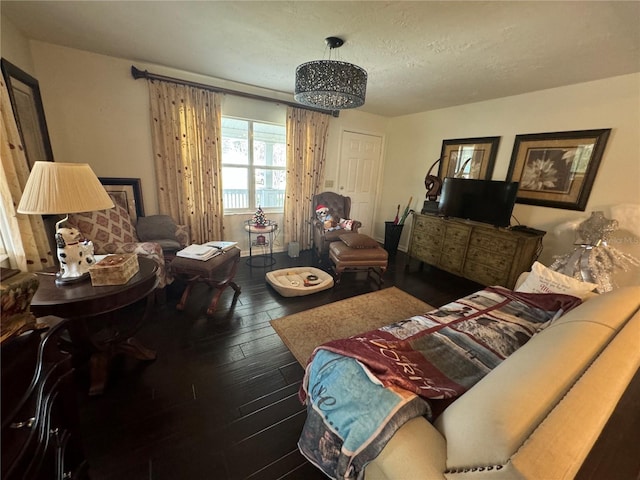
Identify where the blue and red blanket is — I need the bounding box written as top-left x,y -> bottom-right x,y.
298,286 -> 581,480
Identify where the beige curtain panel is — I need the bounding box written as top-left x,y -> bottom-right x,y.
283,107 -> 330,251
148,81 -> 224,244
0,78 -> 54,271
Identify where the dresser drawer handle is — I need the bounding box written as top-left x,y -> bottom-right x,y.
10,417 -> 35,429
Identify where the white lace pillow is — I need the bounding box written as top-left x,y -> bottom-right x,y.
515,261 -> 598,299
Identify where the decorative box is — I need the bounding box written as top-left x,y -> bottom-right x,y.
89,254 -> 139,286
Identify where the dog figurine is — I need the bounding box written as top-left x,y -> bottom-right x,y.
55,226 -> 96,280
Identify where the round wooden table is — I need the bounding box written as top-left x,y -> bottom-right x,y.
31,256 -> 159,395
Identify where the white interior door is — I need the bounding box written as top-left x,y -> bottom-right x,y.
337,131 -> 383,237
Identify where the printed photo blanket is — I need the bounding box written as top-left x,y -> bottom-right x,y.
298,286 -> 582,480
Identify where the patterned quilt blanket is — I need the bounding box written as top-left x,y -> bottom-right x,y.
298,286 -> 581,480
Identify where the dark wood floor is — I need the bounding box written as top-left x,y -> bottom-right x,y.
73,249 -> 639,480
74,250 -> 481,480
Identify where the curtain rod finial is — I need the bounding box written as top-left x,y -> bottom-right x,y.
131,65 -> 148,79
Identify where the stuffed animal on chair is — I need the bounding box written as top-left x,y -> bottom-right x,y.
315,204 -> 339,231
55,226 -> 96,281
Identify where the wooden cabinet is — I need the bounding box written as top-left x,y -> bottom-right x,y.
1,317 -> 88,480
409,213 -> 545,289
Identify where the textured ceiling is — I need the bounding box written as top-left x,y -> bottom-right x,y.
2,1 -> 639,117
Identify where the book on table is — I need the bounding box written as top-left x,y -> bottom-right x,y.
177,241 -> 238,261
204,241 -> 238,252
176,244 -> 220,261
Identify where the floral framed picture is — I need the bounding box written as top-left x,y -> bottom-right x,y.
438,137 -> 500,180
99,177 -> 145,223
507,129 -> 611,211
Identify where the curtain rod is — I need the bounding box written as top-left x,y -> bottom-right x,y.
130,66 -> 339,118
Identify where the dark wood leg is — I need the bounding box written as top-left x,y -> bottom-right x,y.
89,351 -> 110,396
367,267 -> 386,288
205,280 -> 242,316
115,337 -> 157,361
229,281 -> 241,295
176,277 -> 197,311
86,292 -> 157,395
206,287 -> 225,316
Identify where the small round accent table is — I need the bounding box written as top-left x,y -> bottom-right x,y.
31,256 -> 158,395
244,219 -> 277,267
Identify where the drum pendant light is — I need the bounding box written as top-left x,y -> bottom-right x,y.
294,37 -> 367,110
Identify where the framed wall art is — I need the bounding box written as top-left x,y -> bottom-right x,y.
438,136 -> 500,180
99,177 -> 145,222
1,59 -> 54,169
507,129 -> 611,211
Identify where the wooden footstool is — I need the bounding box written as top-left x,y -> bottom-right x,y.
329,235 -> 388,287
170,247 -> 241,316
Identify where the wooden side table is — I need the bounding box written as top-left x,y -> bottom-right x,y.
171,246 -> 241,316
31,256 -> 159,395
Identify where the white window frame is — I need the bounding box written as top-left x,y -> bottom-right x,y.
221,116 -> 286,214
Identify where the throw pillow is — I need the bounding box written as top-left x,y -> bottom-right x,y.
339,218 -> 354,231
515,261 -> 598,299
340,233 -> 379,249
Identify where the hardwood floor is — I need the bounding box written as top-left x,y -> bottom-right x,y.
73,250 -> 639,480
74,250 -> 480,480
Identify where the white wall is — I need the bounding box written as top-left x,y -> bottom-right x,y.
14,40 -> 389,253
380,73 -> 640,287
1,15 -> 35,75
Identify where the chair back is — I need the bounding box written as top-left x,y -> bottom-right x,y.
313,192 -> 351,220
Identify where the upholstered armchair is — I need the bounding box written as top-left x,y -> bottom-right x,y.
67,205 -> 189,288
312,192 -> 362,260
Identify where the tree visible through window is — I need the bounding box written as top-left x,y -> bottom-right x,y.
221,117 -> 286,212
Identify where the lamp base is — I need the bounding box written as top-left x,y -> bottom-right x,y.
54,216 -> 97,286
55,271 -> 91,286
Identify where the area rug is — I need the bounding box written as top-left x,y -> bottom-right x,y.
270,287 -> 435,366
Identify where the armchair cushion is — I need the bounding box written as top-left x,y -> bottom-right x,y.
136,215 -> 186,252
339,233 -> 380,249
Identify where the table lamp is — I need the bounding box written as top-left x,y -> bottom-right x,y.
17,162 -> 114,285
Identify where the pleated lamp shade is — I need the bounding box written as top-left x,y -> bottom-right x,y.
17,162 -> 114,215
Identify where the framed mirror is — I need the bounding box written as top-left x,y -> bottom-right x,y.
1,59 -> 54,169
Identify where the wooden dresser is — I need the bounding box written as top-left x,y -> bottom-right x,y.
1,317 -> 88,480
409,213 -> 545,289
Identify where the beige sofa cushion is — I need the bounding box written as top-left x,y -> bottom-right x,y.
366,417 -> 447,480
435,286 -> 640,472
509,309 -> 640,479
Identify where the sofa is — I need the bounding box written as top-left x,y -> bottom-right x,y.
365,285 -> 640,479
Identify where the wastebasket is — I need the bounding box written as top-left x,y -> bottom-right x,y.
384,222 -> 404,254
288,241 -> 300,258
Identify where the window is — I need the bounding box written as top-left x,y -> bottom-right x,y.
221,117 -> 286,212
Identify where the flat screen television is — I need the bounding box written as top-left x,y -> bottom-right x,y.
438,178 -> 519,228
